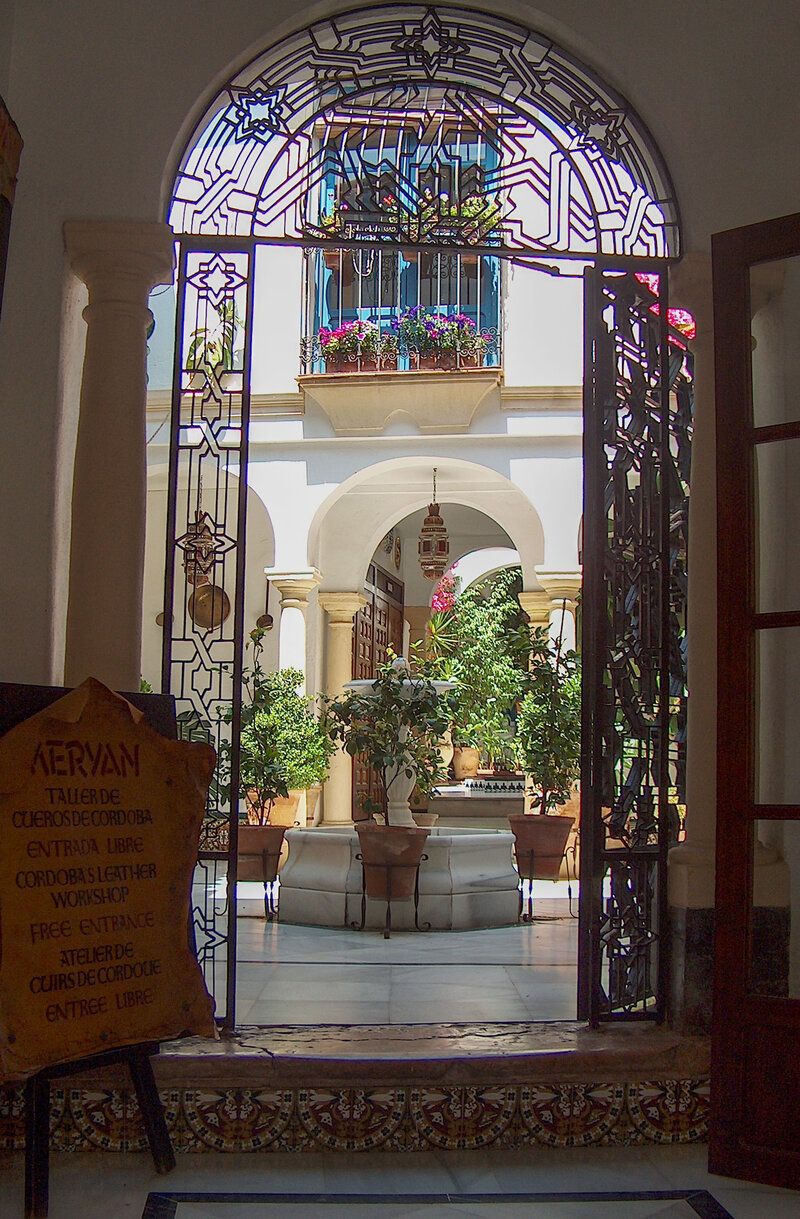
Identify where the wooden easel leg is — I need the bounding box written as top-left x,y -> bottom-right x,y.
125,1048 -> 175,1174
24,1073 -> 50,1219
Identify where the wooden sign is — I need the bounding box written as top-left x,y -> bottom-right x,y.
0,679 -> 218,1081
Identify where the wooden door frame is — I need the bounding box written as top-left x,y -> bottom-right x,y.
711,211 -> 800,1188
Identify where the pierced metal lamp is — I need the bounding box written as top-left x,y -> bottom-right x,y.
418,468 -> 449,581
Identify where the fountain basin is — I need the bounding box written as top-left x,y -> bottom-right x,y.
277,825 -> 520,931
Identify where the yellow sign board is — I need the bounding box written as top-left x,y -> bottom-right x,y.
0,679 -> 218,1081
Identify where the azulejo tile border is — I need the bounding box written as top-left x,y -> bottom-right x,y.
1,1078 -> 709,1152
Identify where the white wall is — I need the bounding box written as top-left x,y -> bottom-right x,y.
3,0 -> 800,682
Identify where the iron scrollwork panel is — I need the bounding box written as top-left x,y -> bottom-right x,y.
162,244 -> 254,1025
583,268 -> 693,1022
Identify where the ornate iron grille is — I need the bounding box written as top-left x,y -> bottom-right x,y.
580,269 -> 693,1023
169,6 -> 679,259
161,246 -> 254,1026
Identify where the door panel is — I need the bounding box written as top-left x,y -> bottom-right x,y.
351,563 -> 404,819
711,212 -> 800,1188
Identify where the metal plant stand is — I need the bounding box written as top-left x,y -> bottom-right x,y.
259,845 -> 282,921
350,851 -> 430,939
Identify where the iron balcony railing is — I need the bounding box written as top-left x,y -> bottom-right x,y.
300,246 -> 502,375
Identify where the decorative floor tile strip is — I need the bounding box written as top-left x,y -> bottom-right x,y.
1,1079 -> 710,1152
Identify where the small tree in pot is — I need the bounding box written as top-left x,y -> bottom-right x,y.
326,655 -> 452,925
510,617 -> 581,912
514,622 -> 581,816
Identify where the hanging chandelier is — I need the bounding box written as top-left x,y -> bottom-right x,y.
418,468 -> 450,581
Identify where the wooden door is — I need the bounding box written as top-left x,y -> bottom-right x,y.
711,212 -> 800,1188
351,563 -> 404,818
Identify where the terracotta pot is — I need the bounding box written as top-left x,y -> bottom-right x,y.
453,746 -> 480,780
507,813 -> 575,882
236,823 -> 288,883
355,822 -> 430,901
306,784 -> 322,825
411,811 -> 439,827
322,354 -> 379,374
257,788 -> 302,828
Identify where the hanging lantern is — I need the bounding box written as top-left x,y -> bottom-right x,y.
181,509 -> 217,586
418,468 -> 449,581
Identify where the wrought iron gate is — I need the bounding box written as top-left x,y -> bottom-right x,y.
579,267 -> 693,1023
158,4 -> 691,1029
161,242 -> 255,1026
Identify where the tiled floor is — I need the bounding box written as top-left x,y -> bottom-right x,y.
227,883 -> 578,1024
3,1144 -> 800,1218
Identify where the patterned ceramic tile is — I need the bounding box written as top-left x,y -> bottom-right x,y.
296,1087 -> 408,1151
519,1083 -> 627,1147
409,1085 -> 519,1150
0,1085 -> 25,1149
179,1089 -> 296,1152
1,1078 -> 712,1154
625,1079 -> 710,1144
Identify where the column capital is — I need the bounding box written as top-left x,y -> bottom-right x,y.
534,568 -> 582,607
319,591 -> 368,624
64,219 -> 174,314
669,251 -> 713,339
268,568 -> 322,610
518,590 -> 551,628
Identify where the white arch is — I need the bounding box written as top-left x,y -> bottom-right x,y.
309,455 -> 544,593
451,547 -> 522,599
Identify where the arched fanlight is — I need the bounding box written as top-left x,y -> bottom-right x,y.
418,468 -> 449,581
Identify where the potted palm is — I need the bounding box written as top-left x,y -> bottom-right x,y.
421,569 -> 529,776
326,655 -> 452,905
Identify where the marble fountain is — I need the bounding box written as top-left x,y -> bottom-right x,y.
276,660 -> 520,932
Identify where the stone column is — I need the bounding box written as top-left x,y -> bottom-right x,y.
518,589 -> 551,640
404,606 -> 431,654
319,592 -> 367,825
63,220 -> 174,690
534,569 -> 582,651
268,569 -> 321,692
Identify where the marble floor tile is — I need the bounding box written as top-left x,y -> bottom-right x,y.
6,1146 -> 798,1219
243,998 -> 391,1024
226,915 -> 580,1024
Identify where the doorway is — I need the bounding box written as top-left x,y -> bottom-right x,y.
151,4 -> 691,1029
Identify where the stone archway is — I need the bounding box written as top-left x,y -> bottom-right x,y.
160,4 -> 685,1027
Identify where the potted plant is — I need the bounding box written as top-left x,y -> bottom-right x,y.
392,306 -> 486,370
218,630 -> 335,894
326,655 -> 452,909
509,617 -> 581,902
317,318 -> 397,372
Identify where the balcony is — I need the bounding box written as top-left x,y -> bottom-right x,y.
301,247 -> 502,371
296,363 -> 502,435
